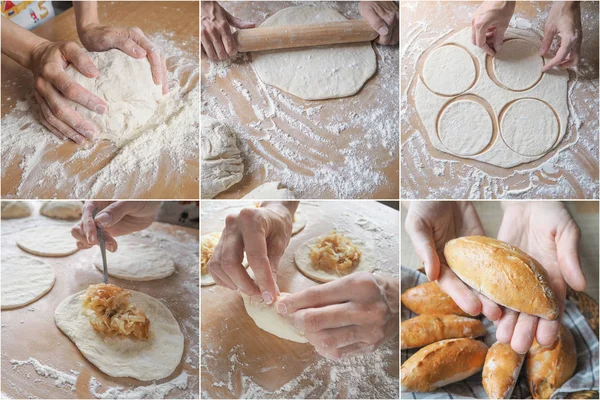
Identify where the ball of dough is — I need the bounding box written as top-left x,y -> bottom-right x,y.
65,49 -> 162,146
1,201 -> 32,219
40,201 -> 83,220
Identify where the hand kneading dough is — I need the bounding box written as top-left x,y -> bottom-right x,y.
65,49 -> 162,146
1,201 -> 32,219
93,238 -> 175,281
55,290 -> 184,381
201,116 -> 244,199
294,234 -> 375,282
242,182 -> 295,199
242,292 -> 307,343
40,201 -> 83,220
1,254 -> 55,309
17,226 -> 79,257
252,6 -> 377,100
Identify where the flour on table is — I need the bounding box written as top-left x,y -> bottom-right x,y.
89,372 -> 188,399
10,357 -> 79,391
1,254 -> 55,309
17,226 -> 79,257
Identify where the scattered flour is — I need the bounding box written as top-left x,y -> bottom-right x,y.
10,357 -> 79,391
89,373 -> 189,399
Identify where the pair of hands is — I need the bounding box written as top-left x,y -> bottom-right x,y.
405,201 -> 586,354
201,1 -> 398,61
472,1 -> 581,71
206,202 -> 399,360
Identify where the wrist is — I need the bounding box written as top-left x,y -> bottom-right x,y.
25,38 -> 50,70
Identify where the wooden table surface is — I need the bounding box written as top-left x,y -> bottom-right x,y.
200,201 -> 399,398
201,1 -> 399,199
400,201 -> 599,302
1,1 -> 199,199
1,202 -> 199,399
400,1 -> 599,199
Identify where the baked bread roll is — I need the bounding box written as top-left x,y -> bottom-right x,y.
482,342 -> 525,399
444,236 -> 558,320
401,314 -> 486,349
526,325 -> 577,399
401,338 -> 488,392
401,281 -> 469,316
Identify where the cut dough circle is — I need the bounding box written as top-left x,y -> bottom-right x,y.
94,238 -> 175,281
1,254 -> 55,309
494,39 -> 543,91
252,6 -> 377,100
17,226 -> 79,257
422,45 -> 476,96
1,201 -> 32,219
438,100 -> 493,156
55,290 -> 184,381
242,292 -> 307,343
40,201 -> 83,220
294,234 -> 375,283
501,98 -> 558,157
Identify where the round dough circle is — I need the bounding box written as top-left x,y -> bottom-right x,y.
94,238 -> 175,281
422,45 -> 476,96
294,234 -> 375,283
17,226 -> 79,257
1,201 -> 32,219
55,289 -> 184,381
438,100 -> 493,156
1,254 -> 55,309
40,201 -> 83,220
501,99 -> 559,157
252,6 -> 377,100
493,39 -> 543,91
242,292 -> 307,343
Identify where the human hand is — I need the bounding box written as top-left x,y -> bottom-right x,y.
72,201 -> 161,252
28,41 -> 107,144
471,1 -> 516,56
277,272 -> 398,360
78,24 -> 168,94
201,1 -> 254,61
496,201 -> 586,353
206,201 -> 298,303
358,1 -> 399,45
540,1 -> 582,71
405,201 -> 502,320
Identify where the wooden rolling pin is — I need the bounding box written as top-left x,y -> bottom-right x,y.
234,20 -> 378,52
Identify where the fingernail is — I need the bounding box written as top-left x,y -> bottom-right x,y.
277,302 -> 287,315
262,291 -> 273,305
378,27 -> 388,36
81,129 -> 95,140
95,212 -> 111,227
95,105 -> 107,114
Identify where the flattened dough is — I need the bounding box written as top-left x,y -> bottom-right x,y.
1,254 -> 55,309
423,45 -> 476,96
294,234 -> 375,282
501,99 -> 558,156
493,39 -> 543,91
242,292 -> 307,343
252,6 -> 377,100
438,100 -> 493,156
292,210 -> 306,236
17,226 -> 79,257
40,201 -> 83,220
1,201 -> 32,219
94,237 -> 175,281
55,290 -> 184,381
242,182 -> 295,199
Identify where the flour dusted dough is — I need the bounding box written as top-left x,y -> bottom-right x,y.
1,254 -> 55,309
493,39 -> 543,91
438,100 -> 493,156
65,49 -> 162,146
40,201 -> 83,220
242,182 -> 295,199
55,290 -> 184,381
17,226 -> 79,257
201,116 -> 244,199
1,201 -> 32,219
252,6 -> 377,100
423,45 -> 475,95
93,237 -> 175,281
242,292 -> 307,343
501,99 -> 558,156
414,28 -> 568,168
294,234 -> 375,282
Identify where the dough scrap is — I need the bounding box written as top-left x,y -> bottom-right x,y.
40,201 -> 83,220
438,100 -> 493,156
423,45 -> 475,95
292,210 -> 306,236
493,39 -> 543,91
55,289 -> 184,381
252,6 -> 377,100
65,49 -> 162,146
242,182 -> 295,199
201,232 -> 221,287
1,201 -> 32,219
201,116 -> 244,199
1,254 -> 55,309
17,226 -> 79,257
501,99 -> 558,156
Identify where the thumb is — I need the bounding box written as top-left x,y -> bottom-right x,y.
362,7 -> 389,36
540,29 -> 555,56
94,202 -> 140,229
227,13 -> 255,29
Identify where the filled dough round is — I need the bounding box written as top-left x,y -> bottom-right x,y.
494,39 -> 543,91
294,234 -> 375,283
40,201 -> 83,220
55,290 -> 184,381
501,99 -> 558,156
438,100 -> 493,156
1,254 -> 55,309
422,45 -> 476,96
242,292 -> 307,343
17,226 -> 79,257
1,201 -> 32,219
252,6 -> 377,100
94,238 -> 175,281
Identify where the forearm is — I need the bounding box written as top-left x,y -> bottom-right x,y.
1,17 -> 47,69
74,1 -> 99,34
